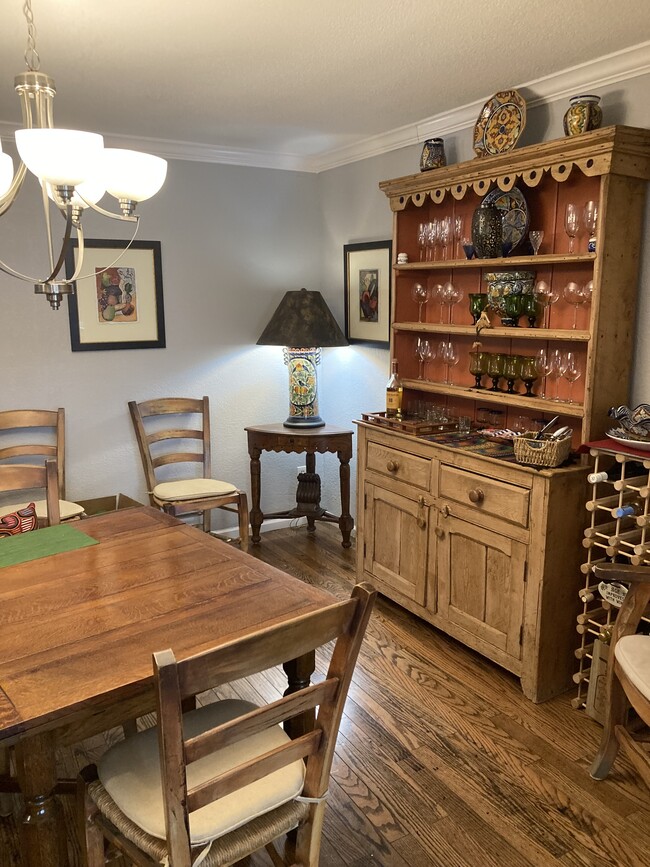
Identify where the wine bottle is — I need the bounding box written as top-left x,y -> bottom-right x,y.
386,360 -> 403,418
612,499 -> 646,519
587,470 -> 609,484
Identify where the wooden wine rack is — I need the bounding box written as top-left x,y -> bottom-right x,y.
574,444 -> 650,718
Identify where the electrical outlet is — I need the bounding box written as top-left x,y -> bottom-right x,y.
297,465 -> 307,475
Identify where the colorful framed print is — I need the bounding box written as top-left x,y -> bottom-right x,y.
65,239 -> 166,351
343,240 -> 392,346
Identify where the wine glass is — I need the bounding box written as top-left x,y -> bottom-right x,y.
563,281 -> 589,329
549,348 -> 568,401
438,340 -> 459,385
441,281 -> 463,324
529,230 -> 544,255
415,337 -> 433,380
454,215 -> 464,258
562,351 -> 581,404
440,216 -> 452,261
411,282 -> 430,322
520,357 -> 539,397
468,293 -> 488,325
461,236 -> 475,259
428,219 -> 440,261
533,280 -> 559,329
564,203 -> 580,253
534,348 -> 553,399
417,222 -> 428,261
584,200 -> 598,250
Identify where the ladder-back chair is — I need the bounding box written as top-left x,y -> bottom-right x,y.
79,582 -> 375,867
590,563 -> 650,790
129,396 -> 249,549
0,408 -> 84,522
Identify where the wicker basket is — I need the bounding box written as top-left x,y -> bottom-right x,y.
513,433 -> 572,468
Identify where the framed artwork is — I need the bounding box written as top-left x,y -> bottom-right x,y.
343,240 -> 392,346
65,239 -> 166,351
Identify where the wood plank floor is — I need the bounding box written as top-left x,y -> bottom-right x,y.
1,524 -> 649,866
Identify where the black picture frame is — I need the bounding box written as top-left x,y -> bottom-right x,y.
343,240 -> 392,346
65,239 -> 166,351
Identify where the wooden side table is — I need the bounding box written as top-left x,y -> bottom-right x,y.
245,423 -> 354,548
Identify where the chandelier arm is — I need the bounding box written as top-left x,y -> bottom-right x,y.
0,257 -> 41,283
86,199 -> 138,223
0,161 -> 27,217
44,205 -> 74,283
73,218 -> 141,283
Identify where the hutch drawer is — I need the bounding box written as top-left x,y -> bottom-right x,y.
366,440 -> 431,490
438,464 -> 530,528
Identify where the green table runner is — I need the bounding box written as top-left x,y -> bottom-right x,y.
0,523 -> 98,568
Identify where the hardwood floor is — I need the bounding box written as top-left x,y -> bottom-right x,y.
2,524 -> 649,866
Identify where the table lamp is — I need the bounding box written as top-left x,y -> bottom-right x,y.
257,287 -> 348,428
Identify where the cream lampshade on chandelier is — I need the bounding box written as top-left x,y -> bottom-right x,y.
0,0 -> 168,310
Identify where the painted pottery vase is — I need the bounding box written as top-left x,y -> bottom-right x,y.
419,138 -> 446,172
563,94 -> 602,136
485,271 -> 535,316
471,202 -> 502,259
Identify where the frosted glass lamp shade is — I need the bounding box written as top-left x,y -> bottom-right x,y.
15,128 -> 104,185
0,148 -> 14,198
102,149 -> 167,202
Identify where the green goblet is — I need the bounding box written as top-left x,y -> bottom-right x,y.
468,350 -> 488,389
502,293 -> 523,327
504,354 -> 523,394
487,352 -> 505,391
468,293 -> 488,325
520,356 -> 539,396
522,294 -> 539,328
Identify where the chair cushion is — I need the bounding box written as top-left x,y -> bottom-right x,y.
97,699 -> 305,846
1,499 -> 85,521
616,635 -> 650,701
0,503 -> 37,537
153,479 -> 238,502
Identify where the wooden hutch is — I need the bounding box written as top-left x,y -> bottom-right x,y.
355,126 -> 650,702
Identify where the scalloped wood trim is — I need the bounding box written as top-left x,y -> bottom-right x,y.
381,125 -> 650,211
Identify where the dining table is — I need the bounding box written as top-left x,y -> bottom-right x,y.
0,506 -> 338,867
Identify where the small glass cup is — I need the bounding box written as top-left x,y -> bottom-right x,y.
504,355 -> 523,394
502,294 -> 523,327
529,230 -> 544,254
468,350 -> 487,389
522,294 -> 539,328
468,293 -> 488,325
487,353 -> 505,391
461,236 -> 475,259
457,416 -> 472,433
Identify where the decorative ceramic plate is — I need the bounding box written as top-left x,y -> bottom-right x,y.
606,429 -> 650,451
482,186 -> 530,252
473,90 -> 526,157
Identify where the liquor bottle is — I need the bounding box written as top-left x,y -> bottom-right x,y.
386,360 -> 403,418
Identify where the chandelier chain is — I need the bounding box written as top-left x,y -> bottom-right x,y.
23,0 -> 40,71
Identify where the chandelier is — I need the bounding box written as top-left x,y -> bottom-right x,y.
0,0 -> 168,310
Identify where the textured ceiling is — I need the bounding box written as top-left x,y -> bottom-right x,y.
0,0 -> 648,167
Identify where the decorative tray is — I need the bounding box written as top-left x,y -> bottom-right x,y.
360,412 -> 457,435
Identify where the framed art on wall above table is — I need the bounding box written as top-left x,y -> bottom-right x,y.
65,238 -> 166,351
343,239 -> 392,346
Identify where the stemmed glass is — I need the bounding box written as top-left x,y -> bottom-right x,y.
487,352 -> 505,391
529,230 -> 544,255
584,200 -> 598,250
563,281 -> 590,329
535,348 -> 553,399
504,355 -> 522,394
454,215 -> 464,258
520,357 -> 539,397
438,340 -> 459,385
411,282 -> 430,322
468,350 -> 487,389
533,280 -> 559,329
427,220 -> 440,261
562,351 -> 581,404
564,203 -> 580,253
417,223 -> 428,261
440,216 -> 452,261
415,337 -> 433,380
441,281 -> 463,324
549,348 -> 568,401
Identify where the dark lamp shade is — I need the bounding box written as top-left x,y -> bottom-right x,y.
256,287 -> 348,347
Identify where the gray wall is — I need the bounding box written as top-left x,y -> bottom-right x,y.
1,74 -> 649,522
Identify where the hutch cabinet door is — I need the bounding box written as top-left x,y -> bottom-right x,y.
437,515 -> 526,660
363,482 -> 429,606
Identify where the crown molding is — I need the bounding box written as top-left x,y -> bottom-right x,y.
1,41 -> 648,174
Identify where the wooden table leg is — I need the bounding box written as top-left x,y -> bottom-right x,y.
283,651 -> 316,738
16,732 -> 69,867
249,445 -> 263,544
305,453 -> 317,533
338,452 -> 354,548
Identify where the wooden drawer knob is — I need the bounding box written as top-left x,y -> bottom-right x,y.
386,460 -> 399,472
434,526 -> 445,539
468,488 -> 484,504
